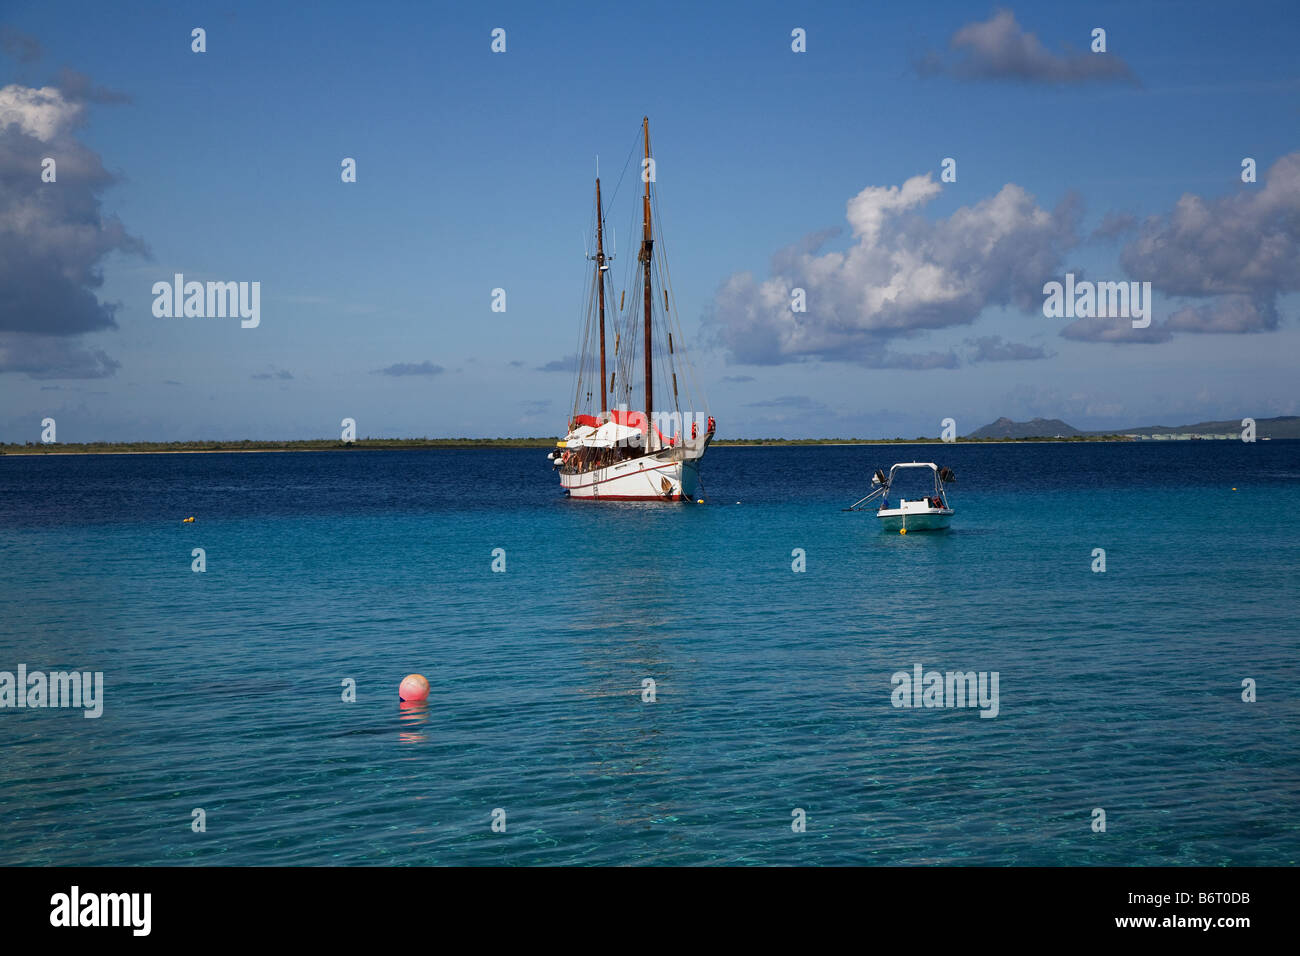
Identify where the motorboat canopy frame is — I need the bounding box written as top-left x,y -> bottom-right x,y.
847,461 -> 955,511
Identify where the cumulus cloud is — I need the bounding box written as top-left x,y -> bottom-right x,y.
1090,211 -> 1137,241
0,82 -> 84,139
0,334 -> 121,378
1165,295 -> 1279,334
966,335 -> 1051,361
918,9 -> 1137,85
0,76 -> 144,378
708,172 -> 1078,366
374,360 -> 444,376
1059,315 -> 1172,344
1120,152 -> 1300,298
1054,152 -> 1300,345
1059,297 -> 1278,344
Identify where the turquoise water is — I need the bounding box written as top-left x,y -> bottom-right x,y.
1,442 -> 1297,865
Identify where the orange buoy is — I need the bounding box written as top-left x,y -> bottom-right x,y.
399,674 -> 430,702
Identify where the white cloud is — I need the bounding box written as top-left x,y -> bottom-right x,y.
0,79 -> 143,379
1166,295 -> 1278,334
846,174 -> 942,245
1121,152 -> 1300,298
708,173 -> 1077,365
0,84 -> 82,141
919,9 -> 1137,85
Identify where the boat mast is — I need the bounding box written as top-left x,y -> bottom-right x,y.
595,177 -> 608,413
639,117 -> 654,424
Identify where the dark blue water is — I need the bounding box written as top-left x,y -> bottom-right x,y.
1,442 -> 1297,865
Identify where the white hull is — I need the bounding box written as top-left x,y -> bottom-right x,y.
877,507 -> 953,532
560,439 -> 708,501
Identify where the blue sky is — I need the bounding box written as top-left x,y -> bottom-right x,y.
1,0 -> 1297,440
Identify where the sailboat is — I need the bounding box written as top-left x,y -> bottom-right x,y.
549,117 -> 714,501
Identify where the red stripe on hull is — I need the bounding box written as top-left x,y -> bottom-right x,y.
567,493 -> 685,501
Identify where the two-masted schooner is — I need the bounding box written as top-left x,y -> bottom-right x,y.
549,117 -> 714,501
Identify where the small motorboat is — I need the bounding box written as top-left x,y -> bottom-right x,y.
847,462 -> 955,533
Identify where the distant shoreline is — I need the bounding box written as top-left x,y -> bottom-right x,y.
0,435 -> 1143,456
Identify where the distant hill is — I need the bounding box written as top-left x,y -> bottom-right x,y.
966,417 -> 1083,439
966,414 -> 1300,440
1102,415 -> 1300,439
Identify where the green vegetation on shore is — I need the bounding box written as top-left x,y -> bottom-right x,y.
0,438 -> 555,455
0,434 -> 1135,455
716,435 -> 1131,445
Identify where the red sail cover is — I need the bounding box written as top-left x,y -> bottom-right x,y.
609,409 -> 674,446
571,414 -> 601,429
